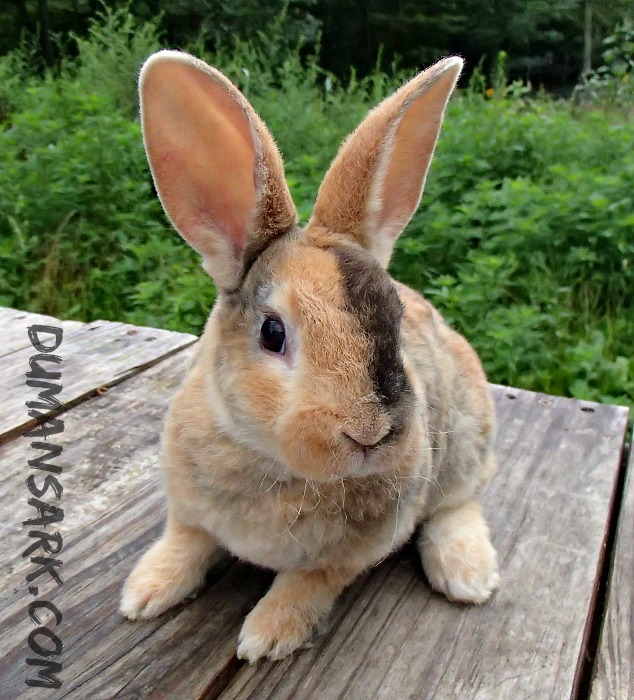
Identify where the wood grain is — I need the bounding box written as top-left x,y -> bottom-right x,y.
0,314 -> 197,442
591,443 -> 633,700
220,386 -> 629,700
0,349 -> 189,553
0,307 -> 83,359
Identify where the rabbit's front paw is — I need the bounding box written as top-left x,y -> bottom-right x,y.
237,568 -> 354,662
120,544 -> 199,620
237,596 -> 315,663
419,499 -> 499,605
120,523 -> 218,620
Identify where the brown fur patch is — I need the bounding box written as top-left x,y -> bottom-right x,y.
331,245 -> 409,409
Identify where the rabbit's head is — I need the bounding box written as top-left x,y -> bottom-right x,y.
140,51 -> 462,482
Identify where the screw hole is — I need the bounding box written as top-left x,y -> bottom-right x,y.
580,406 -> 595,413
506,394 -> 517,400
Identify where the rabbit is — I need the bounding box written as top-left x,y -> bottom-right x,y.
120,49 -> 500,663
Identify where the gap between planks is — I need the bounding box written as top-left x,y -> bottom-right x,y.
0,313 -> 198,445
573,438 -> 631,700
588,438 -> 633,700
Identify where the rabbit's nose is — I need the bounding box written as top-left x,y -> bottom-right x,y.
341,403 -> 392,450
342,423 -> 391,450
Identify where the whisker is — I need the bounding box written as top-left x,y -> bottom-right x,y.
258,458 -> 278,492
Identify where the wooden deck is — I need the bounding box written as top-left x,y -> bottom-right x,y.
0,307 -> 631,700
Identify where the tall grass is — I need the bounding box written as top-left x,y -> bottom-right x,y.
0,7 -> 632,410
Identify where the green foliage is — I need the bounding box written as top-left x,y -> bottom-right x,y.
0,10 -> 633,413
0,9 -> 212,333
575,19 -> 634,109
69,6 -> 164,118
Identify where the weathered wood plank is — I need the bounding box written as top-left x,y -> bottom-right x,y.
0,317 -> 197,443
0,348 -> 271,699
0,349 -> 190,544
0,307 -> 83,359
219,387 -> 629,700
591,443 -> 633,700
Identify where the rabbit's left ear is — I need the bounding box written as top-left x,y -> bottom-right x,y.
309,57 -> 462,268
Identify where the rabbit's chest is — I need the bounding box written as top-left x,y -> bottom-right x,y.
196,475 -> 423,572
202,491 -> 342,570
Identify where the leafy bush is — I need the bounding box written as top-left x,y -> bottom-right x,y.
0,10 -> 632,413
574,20 -> 634,111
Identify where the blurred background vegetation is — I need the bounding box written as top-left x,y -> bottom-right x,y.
1,0 -> 633,86
0,2 -> 632,412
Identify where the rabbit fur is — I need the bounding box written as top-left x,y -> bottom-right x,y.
120,50 -> 500,663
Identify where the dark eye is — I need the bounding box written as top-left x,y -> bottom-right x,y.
260,317 -> 286,354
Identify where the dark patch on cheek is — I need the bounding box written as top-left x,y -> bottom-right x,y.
331,245 -> 412,414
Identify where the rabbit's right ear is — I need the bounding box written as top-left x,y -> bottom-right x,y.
309,57 -> 462,268
140,51 -> 297,292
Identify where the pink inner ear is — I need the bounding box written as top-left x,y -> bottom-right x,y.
142,60 -> 257,260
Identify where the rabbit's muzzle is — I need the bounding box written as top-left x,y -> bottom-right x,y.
277,397 -> 421,481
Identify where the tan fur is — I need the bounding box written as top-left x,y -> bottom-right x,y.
418,500 -> 499,604
121,51 -> 500,662
238,567 -> 357,661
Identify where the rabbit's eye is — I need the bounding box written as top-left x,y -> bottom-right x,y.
260,317 -> 286,354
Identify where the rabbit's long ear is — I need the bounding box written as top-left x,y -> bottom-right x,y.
309,57 -> 462,268
140,51 -> 297,291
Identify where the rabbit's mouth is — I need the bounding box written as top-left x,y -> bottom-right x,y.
339,423 -> 398,470
342,423 -> 424,479
278,408 -> 423,482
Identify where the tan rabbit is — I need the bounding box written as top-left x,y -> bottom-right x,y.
120,50 -> 500,663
